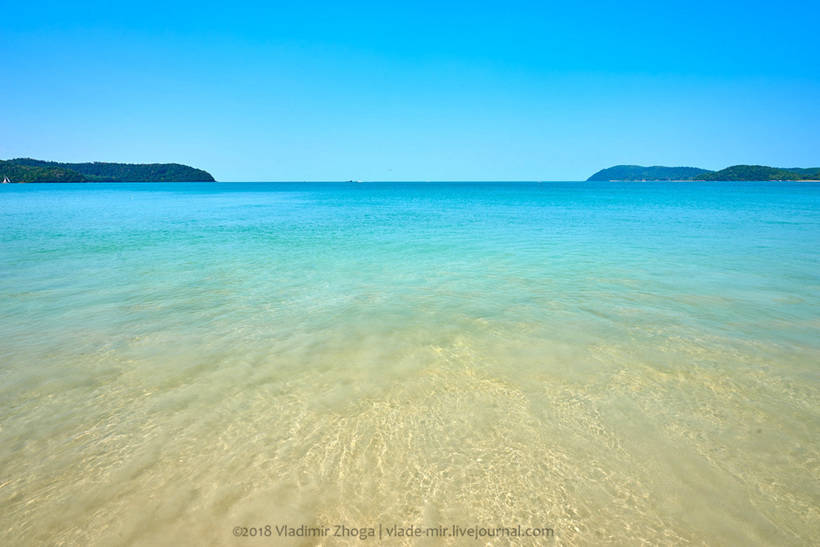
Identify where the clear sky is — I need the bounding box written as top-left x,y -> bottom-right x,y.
2,0 -> 818,181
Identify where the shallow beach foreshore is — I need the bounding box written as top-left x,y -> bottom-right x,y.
1,182 -> 818,545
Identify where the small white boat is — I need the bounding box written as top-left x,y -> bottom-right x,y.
2,176 -> 10,184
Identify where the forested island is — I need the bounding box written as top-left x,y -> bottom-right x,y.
0,158 -> 215,182
587,165 -> 711,181
588,164 -> 820,181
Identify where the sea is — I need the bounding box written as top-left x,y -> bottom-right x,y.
0,181 -> 818,545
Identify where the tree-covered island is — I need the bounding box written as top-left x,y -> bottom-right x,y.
588,164 -> 820,181
0,158 -> 215,183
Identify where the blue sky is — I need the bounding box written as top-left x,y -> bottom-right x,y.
2,0 -> 818,180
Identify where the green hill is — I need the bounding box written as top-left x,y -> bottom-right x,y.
1,158 -> 215,182
587,165 -> 712,181
588,164 -> 820,181
0,160 -> 87,182
786,167 -> 820,179
695,165 -> 820,181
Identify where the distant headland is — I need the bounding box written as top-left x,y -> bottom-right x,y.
588,164 -> 820,182
0,158 -> 215,183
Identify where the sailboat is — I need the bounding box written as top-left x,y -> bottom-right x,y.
1,176 -> 10,184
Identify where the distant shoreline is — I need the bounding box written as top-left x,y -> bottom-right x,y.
0,158 -> 215,183
588,164 -> 820,182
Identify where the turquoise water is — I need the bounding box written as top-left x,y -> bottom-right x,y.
1,182 -> 818,545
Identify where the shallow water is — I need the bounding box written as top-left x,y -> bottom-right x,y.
1,182 -> 818,545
